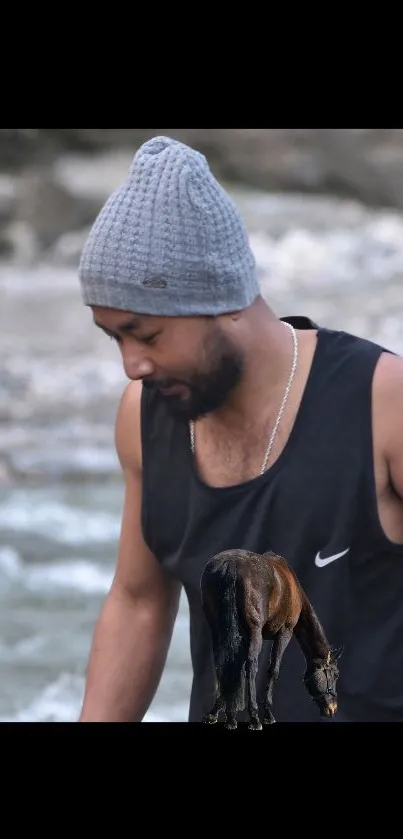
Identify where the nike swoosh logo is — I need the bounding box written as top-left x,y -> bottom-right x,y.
315,548 -> 350,568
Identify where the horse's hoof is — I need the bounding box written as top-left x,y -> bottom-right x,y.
224,722 -> 237,730
248,721 -> 263,731
263,716 -> 276,725
203,714 -> 218,725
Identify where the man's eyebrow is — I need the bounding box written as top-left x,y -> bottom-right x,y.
116,315 -> 143,332
93,315 -> 143,333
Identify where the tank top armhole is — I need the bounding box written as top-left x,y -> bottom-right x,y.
359,346 -> 403,554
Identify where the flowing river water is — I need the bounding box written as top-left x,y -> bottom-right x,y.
1,175 -> 403,721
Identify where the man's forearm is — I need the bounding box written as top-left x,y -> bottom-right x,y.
79,585 -> 175,722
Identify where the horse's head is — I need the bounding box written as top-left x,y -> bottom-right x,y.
303,646 -> 343,718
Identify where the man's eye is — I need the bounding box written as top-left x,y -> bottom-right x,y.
141,333 -> 159,345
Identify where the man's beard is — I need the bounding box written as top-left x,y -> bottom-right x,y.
142,333 -> 244,421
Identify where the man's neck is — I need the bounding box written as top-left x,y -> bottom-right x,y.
204,316 -> 298,434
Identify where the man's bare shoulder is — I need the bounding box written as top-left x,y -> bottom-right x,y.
372,350 -> 403,410
114,380 -> 144,474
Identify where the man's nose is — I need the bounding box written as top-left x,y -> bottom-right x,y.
121,346 -> 154,380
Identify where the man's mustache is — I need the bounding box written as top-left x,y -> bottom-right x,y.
142,377 -> 185,390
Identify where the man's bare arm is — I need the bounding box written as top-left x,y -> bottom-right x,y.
79,381 -> 181,722
373,352 -> 403,504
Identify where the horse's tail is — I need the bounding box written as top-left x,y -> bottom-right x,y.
202,558 -> 247,711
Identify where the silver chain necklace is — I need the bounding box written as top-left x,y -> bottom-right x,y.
189,321 -> 299,477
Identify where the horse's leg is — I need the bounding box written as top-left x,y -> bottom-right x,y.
263,627 -> 293,724
246,631 -> 263,730
202,694 -> 225,724
224,705 -> 238,729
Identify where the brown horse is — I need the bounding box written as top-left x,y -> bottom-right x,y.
200,548 -> 343,729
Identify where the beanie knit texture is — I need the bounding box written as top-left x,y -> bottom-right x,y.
78,135 -> 260,316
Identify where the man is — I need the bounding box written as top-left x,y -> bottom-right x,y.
77,135 -> 403,723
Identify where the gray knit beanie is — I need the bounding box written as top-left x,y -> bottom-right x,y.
78,136 -> 260,317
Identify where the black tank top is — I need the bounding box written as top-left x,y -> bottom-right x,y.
140,316 -> 403,722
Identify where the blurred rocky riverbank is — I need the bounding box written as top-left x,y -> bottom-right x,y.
3,129 -> 403,204
3,129 -> 403,267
